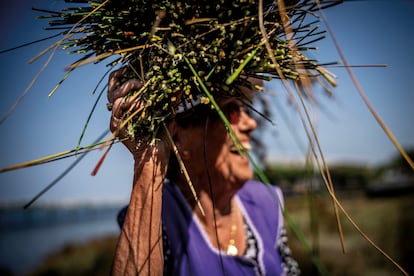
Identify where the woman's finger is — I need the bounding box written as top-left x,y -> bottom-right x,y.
108,67 -> 128,101
108,79 -> 144,104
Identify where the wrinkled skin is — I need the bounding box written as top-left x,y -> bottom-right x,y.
108,67 -> 259,275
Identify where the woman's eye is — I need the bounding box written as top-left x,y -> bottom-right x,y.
221,100 -> 253,123
221,102 -> 239,123
241,105 -> 252,116
228,102 -> 241,113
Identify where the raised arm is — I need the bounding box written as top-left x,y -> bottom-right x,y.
108,68 -> 170,275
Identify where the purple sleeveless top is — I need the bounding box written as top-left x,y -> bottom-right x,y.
162,180 -> 285,275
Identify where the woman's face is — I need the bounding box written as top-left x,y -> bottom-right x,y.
176,98 -> 257,189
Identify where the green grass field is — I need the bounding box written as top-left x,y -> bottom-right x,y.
285,193 -> 414,276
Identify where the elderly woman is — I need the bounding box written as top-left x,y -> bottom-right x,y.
108,68 -> 299,275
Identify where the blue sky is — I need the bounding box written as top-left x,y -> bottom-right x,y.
0,0 -> 413,204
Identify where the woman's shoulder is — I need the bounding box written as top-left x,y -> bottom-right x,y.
238,180 -> 284,209
237,180 -> 285,241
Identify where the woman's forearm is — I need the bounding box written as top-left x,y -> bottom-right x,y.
111,145 -> 169,275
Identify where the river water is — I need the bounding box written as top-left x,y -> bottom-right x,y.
0,205 -> 123,275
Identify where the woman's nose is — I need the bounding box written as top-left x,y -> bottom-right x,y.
238,108 -> 257,132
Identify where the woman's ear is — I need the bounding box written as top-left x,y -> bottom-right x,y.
175,140 -> 191,161
180,149 -> 191,160
170,121 -> 191,161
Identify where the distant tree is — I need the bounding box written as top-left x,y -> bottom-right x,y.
263,165 -> 309,185
264,163 -> 375,191
388,149 -> 414,175
328,165 -> 371,190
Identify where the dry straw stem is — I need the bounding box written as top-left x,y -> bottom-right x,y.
317,1 -> 414,171
65,44 -> 149,70
258,0 -> 348,255
257,0 -> 409,274
290,1 -> 409,274
162,122 -> 205,216
34,0 -> 339,141
0,139 -> 113,173
258,0 -> 346,261
0,0 -> 111,124
0,45 -> 58,125
1,0 -> 409,274
316,4 -> 412,272
288,78 -> 408,275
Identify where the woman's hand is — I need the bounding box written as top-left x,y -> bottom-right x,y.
107,67 -> 144,155
108,67 -> 169,275
107,67 -> 172,159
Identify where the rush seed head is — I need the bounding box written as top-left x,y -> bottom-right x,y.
35,0 -> 341,141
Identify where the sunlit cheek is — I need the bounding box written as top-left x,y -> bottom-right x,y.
229,112 -> 240,125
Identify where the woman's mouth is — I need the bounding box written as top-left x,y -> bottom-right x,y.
229,142 -> 251,155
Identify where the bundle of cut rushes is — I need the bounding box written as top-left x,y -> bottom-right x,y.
36,0 -> 341,142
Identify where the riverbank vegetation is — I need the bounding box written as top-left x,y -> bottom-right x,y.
26,152 -> 414,275
25,192 -> 413,276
